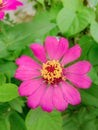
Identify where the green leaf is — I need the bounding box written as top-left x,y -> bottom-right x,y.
0,41 -> 9,58
66,7 -> 91,36
37,0 -> 44,6
82,84 -> 98,100
88,44 -> 98,65
0,62 -> 17,77
57,0 -> 89,34
61,0 -> 82,11
81,89 -> 98,107
79,35 -> 94,60
9,97 -> 24,113
9,12 -> 55,51
57,7 -> 75,33
87,8 -> 95,23
0,74 -> 6,85
57,6 -> 91,35
95,118 -> 98,129
25,108 -> 63,130
90,21 -> 98,43
49,2 -> 63,22
81,120 -> 97,130
88,67 -> 98,85
63,107 -> 98,130
0,103 -> 10,114
94,65 -> 98,74
0,83 -> 19,102
0,117 -> 10,130
80,85 -> 98,107
63,116 -> 78,130
9,112 -> 27,130
0,12 -> 56,57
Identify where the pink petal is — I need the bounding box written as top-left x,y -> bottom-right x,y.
61,82 -> 81,105
64,61 -> 92,74
45,36 -> 58,60
45,36 -> 69,60
40,86 -> 54,112
65,73 -> 92,89
18,79 -> 43,96
30,44 -> 47,63
53,37 -> 69,60
53,86 -> 68,111
27,83 -> 46,109
15,55 -> 41,80
61,44 -> 82,65
3,0 -> 23,10
14,66 -> 40,81
16,55 -> 41,69
15,1 -> 23,6
0,12 -> 5,20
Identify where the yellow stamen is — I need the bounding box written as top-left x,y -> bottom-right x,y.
41,60 -> 65,84
0,0 -> 2,4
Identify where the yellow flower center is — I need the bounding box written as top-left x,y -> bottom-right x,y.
0,0 -> 2,4
41,60 -> 65,84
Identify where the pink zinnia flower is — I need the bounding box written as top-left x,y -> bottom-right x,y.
0,0 -> 23,20
15,36 -> 92,112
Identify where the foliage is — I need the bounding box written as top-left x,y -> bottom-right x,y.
0,0 -> 98,130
